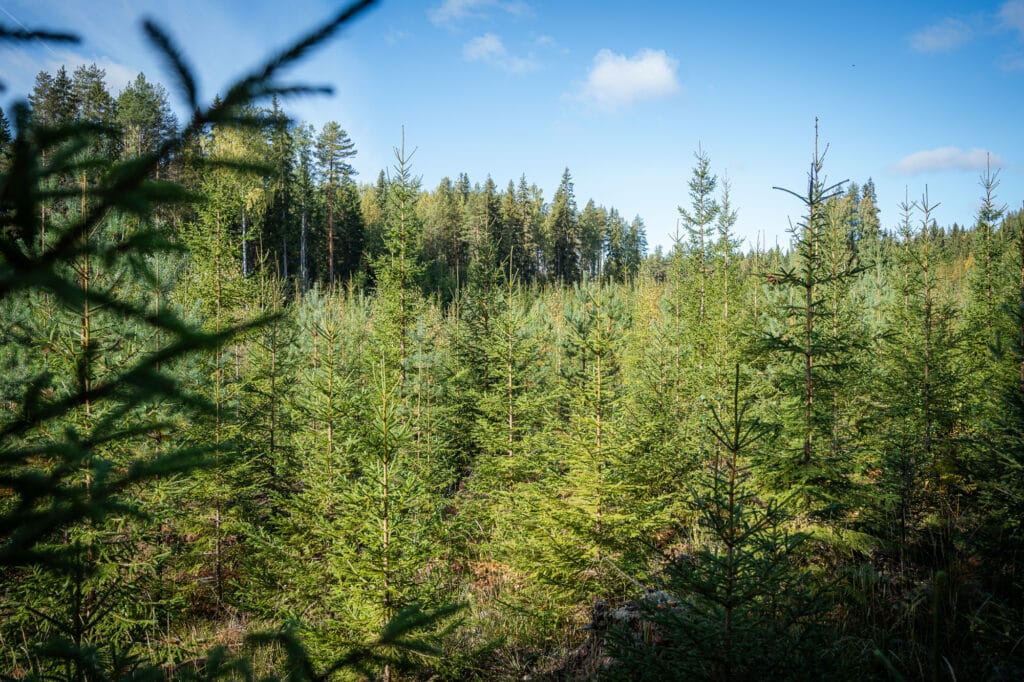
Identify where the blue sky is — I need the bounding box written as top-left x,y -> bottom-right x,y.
2,0 -> 1022,249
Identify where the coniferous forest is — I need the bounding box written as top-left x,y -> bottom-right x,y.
2,3 -> 1024,680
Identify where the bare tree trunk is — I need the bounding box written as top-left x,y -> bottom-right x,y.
327,183 -> 335,287
300,207 -> 309,291
241,206 -> 248,277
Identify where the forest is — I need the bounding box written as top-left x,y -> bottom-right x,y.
2,3 -> 1024,680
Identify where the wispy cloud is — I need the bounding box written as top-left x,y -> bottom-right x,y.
909,18 -> 975,53
1000,0 -> 1024,34
1,47 -> 138,97
463,33 -> 538,74
385,28 -> 409,46
580,48 -> 679,110
429,0 -> 529,27
892,147 -> 1005,174
910,3 -> 1024,56
65,54 -> 137,93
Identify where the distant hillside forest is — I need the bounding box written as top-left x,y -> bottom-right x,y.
3,26 -> 1024,682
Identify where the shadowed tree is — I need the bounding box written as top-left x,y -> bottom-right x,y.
316,120 -> 356,287
1,3 -> 462,678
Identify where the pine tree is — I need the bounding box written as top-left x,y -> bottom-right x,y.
678,146 -> 720,370
439,253 -> 499,478
964,160 -> 1009,423
760,123 -> 860,524
499,179 -> 525,280
29,66 -> 76,128
873,191 -> 962,553
293,123 -> 318,290
619,270 -> 696,549
608,368 -> 830,680
239,268 -> 299,504
470,175 -> 502,267
521,281 -> 638,609
3,57 -> 203,682
173,115 -> 271,616
623,215 -> 647,283
374,129 -> 424,384
973,159 -> 1005,321
264,97 -> 296,281
116,73 -> 177,168
71,64 -> 115,125
516,175 -> 544,282
0,106 -> 11,165
352,360 -> 446,678
854,178 -> 890,336
975,205 -> 1024,630
0,105 -> 11,144
604,207 -> 626,282
579,199 -> 608,280
316,121 -> 357,287
548,168 -> 580,284
712,178 -> 741,363
818,187 -> 870,481
449,248 -> 550,485
253,288 -> 367,647
442,267 -> 563,657
2,2 -> 458,677
421,176 -> 467,295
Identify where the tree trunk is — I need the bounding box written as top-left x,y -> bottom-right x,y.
241,206 -> 248,277
300,206 -> 309,291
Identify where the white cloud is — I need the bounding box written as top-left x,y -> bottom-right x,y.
892,147 -> 1006,174
56,51 -> 137,94
581,48 -> 679,110
463,33 -> 538,74
385,28 -> 409,46
909,18 -> 975,53
429,0 -> 529,27
0,47 -> 137,99
1000,0 -> 1024,34
464,33 -> 503,61
910,3 -> 1024,56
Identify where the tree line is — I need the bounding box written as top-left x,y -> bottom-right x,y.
4,64 -> 647,302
